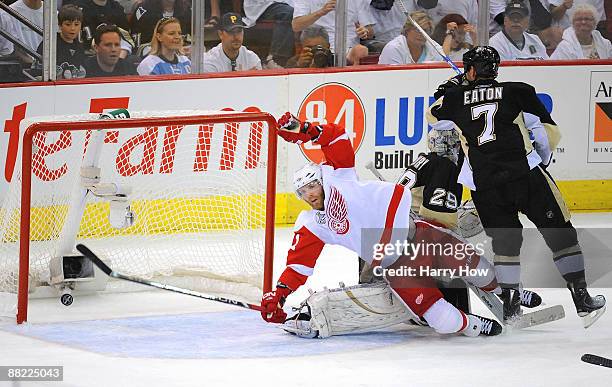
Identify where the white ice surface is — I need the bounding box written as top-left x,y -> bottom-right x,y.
0,212 -> 611,387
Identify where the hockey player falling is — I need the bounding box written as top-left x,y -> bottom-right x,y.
260,112 -> 504,338
427,45 -> 606,327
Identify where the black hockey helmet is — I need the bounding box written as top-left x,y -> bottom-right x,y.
462,46 -> 500,79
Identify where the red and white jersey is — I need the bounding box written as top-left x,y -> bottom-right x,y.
279,124 -> 413,291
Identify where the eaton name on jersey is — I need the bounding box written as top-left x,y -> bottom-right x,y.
463,86 -> 503,105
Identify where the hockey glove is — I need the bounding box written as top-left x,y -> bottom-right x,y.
261,283 -> 292,323
434,73 -> 467,100
276,112 -> 321,144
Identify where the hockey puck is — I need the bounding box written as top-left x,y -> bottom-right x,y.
581,354 -> 612,368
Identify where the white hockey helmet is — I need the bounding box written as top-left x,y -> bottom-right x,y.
427,122 -> 460,164
293,163 -> 323,198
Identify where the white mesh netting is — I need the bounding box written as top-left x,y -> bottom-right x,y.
0,110 -> 274,315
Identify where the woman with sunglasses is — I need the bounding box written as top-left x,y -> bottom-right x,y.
137,17 -> 191,75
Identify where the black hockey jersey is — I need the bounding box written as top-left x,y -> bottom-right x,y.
398,153 -> 462,229
427,79 -> 560,191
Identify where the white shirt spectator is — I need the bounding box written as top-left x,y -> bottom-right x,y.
0,11 -> 18,56
9,0 -> 43,53
378,34 -> 440,65
551,26 -> 612,59
293,0 -> 375,51
202,43 -> 262,73
489,30 -> 550,60
428,0 -> 479,28
243,0 -> 295,27
370,0 -> 416,44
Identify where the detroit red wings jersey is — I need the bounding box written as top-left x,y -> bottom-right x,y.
278,124 -> 413,291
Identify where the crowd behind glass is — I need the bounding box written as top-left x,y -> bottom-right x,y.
0,0 -> 610,82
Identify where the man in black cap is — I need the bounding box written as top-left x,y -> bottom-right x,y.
489,0 -> 549,60
202,12 -> 262,73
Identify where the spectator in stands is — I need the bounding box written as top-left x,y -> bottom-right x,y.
378,11 -> 439,65
202,12 -> 262,72
0,8 -> 18,57
489,1 -> 549,60
572,1 -> 607,37
428,0 -> 479,30
9,0 -> 43,63
137,16 -> 191,75
292,0 -> 375,65
490,0 -> 554,37
243,0 -> 294,68
366,0 -> 431,54
431,13 -> 477,61
551,3 -> 612,59
84,24 -> 138,77
36,4 -> 86,79
130,0 -> 191,45
286,25 -> 332,68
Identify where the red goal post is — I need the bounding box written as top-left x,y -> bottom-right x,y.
1,110 -> 277,324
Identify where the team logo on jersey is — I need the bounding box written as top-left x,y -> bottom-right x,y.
136,7 -> 147,20
297,82 -> 366,163
326,186 -> 349,235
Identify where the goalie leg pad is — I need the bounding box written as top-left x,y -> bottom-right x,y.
422,298 -> 467,334
284,282 -> 417,339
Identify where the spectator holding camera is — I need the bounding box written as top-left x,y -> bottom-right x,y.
137,16 -> 191,75
202,12 -> 262,73
292,0 -> 375,65
378,11 -> 439,65
36,4 -> 87,79
431,14 -> 477,61
84,24 -> 137,77
286,25 -> 333,68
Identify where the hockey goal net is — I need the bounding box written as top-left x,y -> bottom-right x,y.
0,109 -> 277,323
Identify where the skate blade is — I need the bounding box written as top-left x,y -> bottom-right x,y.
582,305 -> 606,329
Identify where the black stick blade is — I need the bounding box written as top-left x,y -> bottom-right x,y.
582,354 -> 612,368
76,244 -> 113,276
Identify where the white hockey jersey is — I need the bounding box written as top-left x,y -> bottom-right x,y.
278,124 -> 413,291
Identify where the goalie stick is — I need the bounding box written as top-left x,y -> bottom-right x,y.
76,244 -> 262,311
581,354 -> 612,369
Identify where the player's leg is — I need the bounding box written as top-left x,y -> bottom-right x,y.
471,183 -> 525,322
522,166 -> 606,325
386,256 -> 501,336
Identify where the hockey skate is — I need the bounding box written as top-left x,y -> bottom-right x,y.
500,288 -> 522,324
463,314 -> 503,336
520,289 -> 542,308
567,281 -> 606,329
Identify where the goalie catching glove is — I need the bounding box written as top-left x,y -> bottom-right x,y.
276,112 -> 321,144
261,282 -> 292,323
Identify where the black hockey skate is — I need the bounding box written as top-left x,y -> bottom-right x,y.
520,289 -> 542,308
567,281 -> 606,328
465,314 -> 503,336
500,288 -> 522,323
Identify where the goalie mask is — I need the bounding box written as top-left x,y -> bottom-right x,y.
293,163 -> 323,199
427,126 -> 460,164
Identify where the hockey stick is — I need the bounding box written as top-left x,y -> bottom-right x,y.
396,0 -> 462,75
581,354 -> 612,369
75,244 -> 262,311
